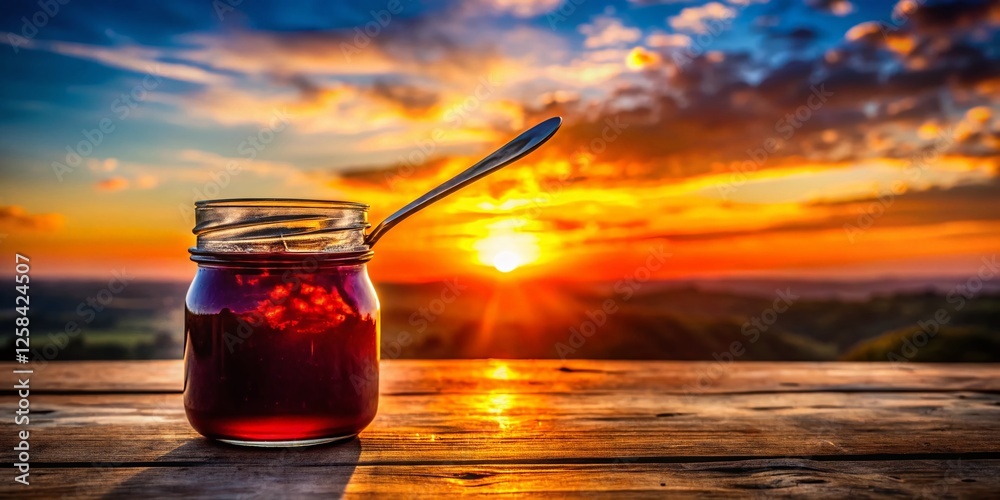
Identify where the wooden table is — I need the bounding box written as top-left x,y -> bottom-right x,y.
2,360 -> 999,498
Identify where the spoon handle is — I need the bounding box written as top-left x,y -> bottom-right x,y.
365,116 -> 562,247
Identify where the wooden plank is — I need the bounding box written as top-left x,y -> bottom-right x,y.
6,391 -> 999,465
4,360 -> 1000,395
5,460 -> 998,498
4,360 -> 182,393
4,361 -> 997,496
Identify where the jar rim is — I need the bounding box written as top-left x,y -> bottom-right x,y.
189,249 -> 374,266
192,197 -> 370,255
195,198 -> 369,210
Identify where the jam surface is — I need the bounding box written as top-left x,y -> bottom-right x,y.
184,261 -> 379,442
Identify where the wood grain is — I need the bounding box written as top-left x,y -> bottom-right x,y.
5,360 -> 999,394
6,391 -> 1000,465
10,460 -> 1000,499
1,360 -> 998,498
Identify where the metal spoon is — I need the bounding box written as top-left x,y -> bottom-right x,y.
364,116 -> 562,247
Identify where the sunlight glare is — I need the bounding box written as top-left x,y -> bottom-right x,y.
474,231 -> 541,274
493,251 -> 521,273
489,363 -> 512,380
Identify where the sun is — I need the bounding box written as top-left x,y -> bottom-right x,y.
492,251 -> 522,273
474,233 -> 540,274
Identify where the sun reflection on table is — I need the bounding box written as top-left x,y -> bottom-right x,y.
489,363 -> 512,380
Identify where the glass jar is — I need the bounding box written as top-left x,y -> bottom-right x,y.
184,199 -> 379,447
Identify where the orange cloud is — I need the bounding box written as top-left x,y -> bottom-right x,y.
0,206 -> 64,231
966,106 -> 992,125
95,177 -> 130,191
844,21 -> 884,42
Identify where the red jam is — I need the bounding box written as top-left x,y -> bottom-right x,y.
184,259 -> 379,444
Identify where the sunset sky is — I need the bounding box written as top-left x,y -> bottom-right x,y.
1,0 -> 998,282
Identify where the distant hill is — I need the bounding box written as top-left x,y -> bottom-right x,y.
2,278 -> 998,361
843,326 -> 1000,363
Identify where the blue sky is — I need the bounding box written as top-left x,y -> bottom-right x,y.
1,0 -> 998,280
0,0 -> 917,170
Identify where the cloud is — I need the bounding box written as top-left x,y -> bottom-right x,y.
135,175 -> 159,189
646,32 -> 692,48
87,158 -> 119,173
903,0 -> 1000,33
479,0 -> 563,17
95,177 -> 131,191
579,15 -> 642,48
175,81 -> 397,134
505,24 -> 999,188
966,106 -> 992,125
173,21 -> 506,87
367,80 -> 442,118
3,0 -> 1000,281
29,18 -> 565,134
83,150 -> 310,191
179,76 -> 480,135
1,2 -> 582,142
806,0 -> 854,16
0,206 -> 64,230
629,0 -> 701,4
2,37 -> 226,85
668,2 -> 737,33
622,177 -> 999,243
815,179 -> 1000,222
5,0 -> 1000,234
151,149 -> 316,185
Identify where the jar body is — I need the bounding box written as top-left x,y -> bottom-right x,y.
183,260 -> 379,446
